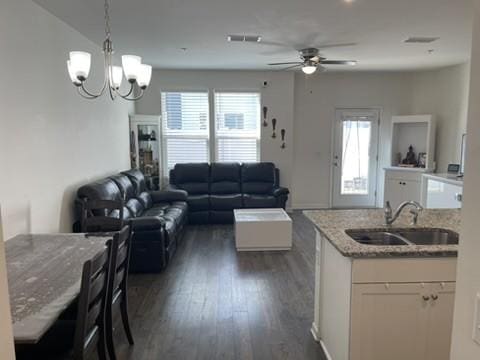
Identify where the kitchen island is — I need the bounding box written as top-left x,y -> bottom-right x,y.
304,209 -> 460,360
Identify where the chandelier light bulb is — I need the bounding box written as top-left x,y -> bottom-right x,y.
66,0 -> 150,101
110,66 -> 123,89
69,51 -> 91,81
137,64 -> 152,89
67,60 -> 81,86
302,65 -> 317,75
122,55 -> 142,82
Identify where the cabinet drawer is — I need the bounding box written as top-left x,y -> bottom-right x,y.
352,258 -> 457,283
385,170 -> 423,182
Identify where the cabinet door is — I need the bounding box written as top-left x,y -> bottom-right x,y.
384,179 -> 405,208
350,283 -> 429,360
403,180 -> 421,203
425,282 -> 456,360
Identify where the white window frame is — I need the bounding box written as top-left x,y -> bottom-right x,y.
160,90 -> 210,177
213,90 -> 261,163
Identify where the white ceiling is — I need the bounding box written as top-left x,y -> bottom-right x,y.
33,0 -> 473,71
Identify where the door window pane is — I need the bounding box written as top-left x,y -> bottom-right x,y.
341,119 -> 372,195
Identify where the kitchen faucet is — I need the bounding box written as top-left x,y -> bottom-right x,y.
384,200 -> 424,225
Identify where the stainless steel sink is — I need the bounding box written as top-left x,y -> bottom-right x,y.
346,228 -> 459,246
395,228 -> 459,245
346,230 -> 409,246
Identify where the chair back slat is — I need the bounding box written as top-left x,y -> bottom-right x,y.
74,241 -> 111,360
116,243 -> 128,269
81,198 -> 125,233
107,225 -> 132,303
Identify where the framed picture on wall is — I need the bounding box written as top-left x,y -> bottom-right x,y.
417,152 -> 427,168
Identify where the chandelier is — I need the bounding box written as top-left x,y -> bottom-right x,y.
66,0 -> 152,101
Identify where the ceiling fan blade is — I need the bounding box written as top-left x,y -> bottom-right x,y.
280,64 -> 302,71
316,42 -> 357,50
268,62 -> 303,66
321,60 -> 357,65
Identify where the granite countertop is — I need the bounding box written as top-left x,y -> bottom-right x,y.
304,209 -> 461,258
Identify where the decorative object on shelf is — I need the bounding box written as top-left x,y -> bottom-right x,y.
281,129 -> 286,149
417,152 -> 427,168
66,0 -> 152,101
271,118 -> 277,138
262,106 -> 268,127
400,145 -> 417,167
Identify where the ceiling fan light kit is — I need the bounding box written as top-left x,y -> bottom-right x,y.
302,64 -> 317,74
67,0 -> 152,101
268,47 -> 357,73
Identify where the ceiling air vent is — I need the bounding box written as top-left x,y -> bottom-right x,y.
227,35 -> 262,43
403,37 -> 439,44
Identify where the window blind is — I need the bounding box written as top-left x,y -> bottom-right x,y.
161,91 -> 209,175
214,92 -> 260,163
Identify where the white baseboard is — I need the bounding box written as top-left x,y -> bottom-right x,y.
291,203 -> 330,210
320,340 -> 334,360
310,322 -> 320,342
311,323 -> 333,360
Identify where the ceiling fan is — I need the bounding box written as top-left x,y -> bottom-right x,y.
268,47 -> 357,74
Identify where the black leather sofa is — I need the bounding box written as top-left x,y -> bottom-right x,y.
75,169 -> 188,272
168,162 -> 289,224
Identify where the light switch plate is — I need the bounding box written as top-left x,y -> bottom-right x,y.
473,292 -> 480,345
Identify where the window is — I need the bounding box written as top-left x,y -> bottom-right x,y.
161,91 -> 209,174
214,92 -> 261,163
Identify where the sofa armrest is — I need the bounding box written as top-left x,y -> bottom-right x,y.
272,187 -> 289,197
129,217 -> 165,231
149,188 -> 188,203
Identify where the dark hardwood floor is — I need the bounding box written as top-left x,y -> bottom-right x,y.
113,211 -> 326,360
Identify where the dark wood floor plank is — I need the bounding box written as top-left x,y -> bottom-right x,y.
72,211 -> 326,360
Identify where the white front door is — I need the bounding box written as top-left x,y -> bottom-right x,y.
332,109 -> 379,208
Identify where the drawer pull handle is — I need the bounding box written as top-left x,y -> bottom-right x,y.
423,295 -> 430,301
431,295 -> 438,301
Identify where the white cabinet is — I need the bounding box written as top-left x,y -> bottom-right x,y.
350,282 -> 455,360
312,230 -> 457,360
384,169 -> 424,208
422,174 -> 463,209
390,115 -> 436,170
129,115 -> 162,190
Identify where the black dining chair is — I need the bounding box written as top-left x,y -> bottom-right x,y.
15,242 -> 112,360
80,197 -> 125,233
72,241 -> 112,360
105,225 -> 135,360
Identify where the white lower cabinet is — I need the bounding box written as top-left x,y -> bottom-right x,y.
350,282 -> 455,360
312,230 -> 457,360
384,169 -> 424,208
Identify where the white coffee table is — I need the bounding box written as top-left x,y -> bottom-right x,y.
234,208 -> 292,251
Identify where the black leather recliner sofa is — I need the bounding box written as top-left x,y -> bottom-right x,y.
75,169 -> 188,272
168,162 -> 289,224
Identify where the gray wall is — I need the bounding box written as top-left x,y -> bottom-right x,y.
136,69 -> 295,207
136,66 -> 469,209
0,0 -> 133,239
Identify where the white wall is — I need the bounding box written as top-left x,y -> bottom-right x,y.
0,0 -> 133,240
411,63 -> 470,172
0,208 -> 14,359
292,72 -> 413,208
135,69 -> 295,205
451,1 -> 480,358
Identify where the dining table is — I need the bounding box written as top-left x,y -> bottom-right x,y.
5,233 -> 111,344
